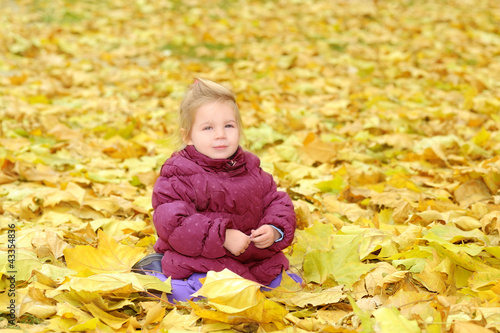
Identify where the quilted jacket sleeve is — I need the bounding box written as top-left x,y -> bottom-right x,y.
152,174 -> 232,259
257,168 -> 296,252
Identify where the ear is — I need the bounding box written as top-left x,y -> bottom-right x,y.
180,128 -> 193,145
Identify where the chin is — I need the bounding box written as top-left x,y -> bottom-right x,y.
214,153 -> 233,159
220,153 -> 235,160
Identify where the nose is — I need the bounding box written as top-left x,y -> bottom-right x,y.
215,127 -> 226,139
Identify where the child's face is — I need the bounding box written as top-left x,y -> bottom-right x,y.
183,101 -> 240,159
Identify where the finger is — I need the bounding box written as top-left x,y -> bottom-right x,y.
251,234 -> 261,241
254,241 -> 266,248
251,237 -> 263,245
251,230 -> 263,238
257,238 -> 270,248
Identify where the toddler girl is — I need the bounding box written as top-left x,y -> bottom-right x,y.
135,78 -> 299,302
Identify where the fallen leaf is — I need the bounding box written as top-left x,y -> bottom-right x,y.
303,233 -> 377,287
373,306 -> 421,333
63,230 -> 146,274
192,269 -> 264,313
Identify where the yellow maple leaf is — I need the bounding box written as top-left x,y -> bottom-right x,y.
190,298 -> 288,329
373,306 -> 421,333
63,230 -> 146,274
192,269 -> 263,313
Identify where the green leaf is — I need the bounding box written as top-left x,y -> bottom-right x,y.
303,233 -> 377,287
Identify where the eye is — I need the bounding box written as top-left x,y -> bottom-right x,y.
225,124 -> 235,128
203,126 -> 212,130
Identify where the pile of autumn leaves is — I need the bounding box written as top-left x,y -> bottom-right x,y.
1,0 -> 500,331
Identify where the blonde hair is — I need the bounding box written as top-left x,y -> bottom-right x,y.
177,78 -> 244,149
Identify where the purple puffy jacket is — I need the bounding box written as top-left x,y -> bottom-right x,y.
152,145 -> 296,285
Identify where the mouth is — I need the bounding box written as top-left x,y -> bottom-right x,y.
214,145 -> 227,150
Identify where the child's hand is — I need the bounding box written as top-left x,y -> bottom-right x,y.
223,229 -> 251,256
250,225 -> 281,249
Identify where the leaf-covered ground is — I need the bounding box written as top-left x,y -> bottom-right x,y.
1,0 -> 500,331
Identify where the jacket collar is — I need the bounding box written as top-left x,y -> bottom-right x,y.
181,145 -> 247,175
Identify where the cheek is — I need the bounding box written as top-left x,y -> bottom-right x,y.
232,128 -> 241,139
192,131 -> 209,144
